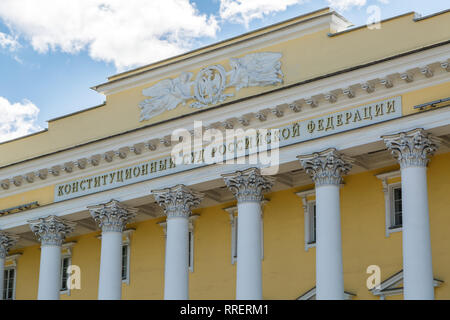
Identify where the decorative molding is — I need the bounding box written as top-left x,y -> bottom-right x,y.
295,189 -> 316,251
222,168 -> 274,203
1,58 -> 448,192
298,148 -> 352,186
5,253 -> 22,267
152,184 -> 203,218
375,170 -> 402,237
88,199 -> 138,233
382,128 -> 439,168
138,52 -> 283,121
0,232 -> 19,258
28,215 -> 76,246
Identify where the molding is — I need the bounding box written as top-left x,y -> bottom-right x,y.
1,105 -> 449,230
5,253 -> 22,267
375,169 -> 402,237
94,12 -> 338,94
1,49 -> 449,194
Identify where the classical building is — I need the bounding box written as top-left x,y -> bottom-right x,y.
0,7 -> 449,300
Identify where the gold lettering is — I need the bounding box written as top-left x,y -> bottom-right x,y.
150,161 -> 157,173
317,119 -> 324,131
109,172 -> 116,184
133,167 -> 141,177
58,186 -> 64,196
125,168 -> 132,179
101,175 -> 108,185
86,178 -> 93,189
386,100 -> 395,113
282,128 -> 290,140
307,121 -> 315,133
64,184 -> 71,194
80,180 -> 86,191
353,110 -> 362,122
169,157 -> 176,168
72,182 -> 79,193
159,159 -> 167,171
292,123 -> 300,137
94,177 -> 101,188
141,164 -> 148,176
375,104 -> 384,117
116,170 -> 124,182
363,106 -> 372,120
336,114 -> 343,126
345,112 -> 352,124
325,116 -> 334,131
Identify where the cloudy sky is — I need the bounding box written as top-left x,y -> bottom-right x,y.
0,0 -> 448,143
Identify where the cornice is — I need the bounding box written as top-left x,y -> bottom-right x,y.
0,54 -> 449,195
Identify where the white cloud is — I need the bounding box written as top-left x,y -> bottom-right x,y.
326,0 -> 367,11
0,97 -> 42,143
0,31 -> 19,51
0,0 -> 219,71
220,0 -> 305,27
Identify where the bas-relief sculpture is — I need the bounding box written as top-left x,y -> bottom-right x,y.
138,52 -> 283,121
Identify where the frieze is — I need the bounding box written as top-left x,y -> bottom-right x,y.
54,96 -> 402,202
139,52 -> 283,121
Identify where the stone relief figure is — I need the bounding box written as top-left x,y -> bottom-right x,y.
139,72 -> 194,121
227,52 -> 283,91
191,65 -> 233,109
138,52 -> 283,121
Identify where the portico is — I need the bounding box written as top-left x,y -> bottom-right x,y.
0,8 -> 449,300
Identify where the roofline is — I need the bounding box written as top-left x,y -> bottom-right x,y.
414,8 -> 450,21
92,7 -> 338,90
0,129 -> 48,146
47,102 -> 106,123
2,38 -> 449,169
328,8 -> 450,38
328,11 -> 416,37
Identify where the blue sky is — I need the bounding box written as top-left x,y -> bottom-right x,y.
0,0 -> 448,142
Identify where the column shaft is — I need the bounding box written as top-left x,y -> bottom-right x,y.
164,217 -> 189,300
38,245 -> 62,300
383,128 -> 438,300
153,184 -> 203,301
236,201 -> 262,300
88,199 -> 137,300
402,166 -> 434,299
298,148 -> 351,300
29,215 -> 75,300
98,231 -> 123,300
315,184 -> 344,300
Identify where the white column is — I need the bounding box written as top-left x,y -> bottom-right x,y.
0,232 -> 19,300
383,128 -> 438,300
153,184 -> 203,300
88,199 -> 137,300
29,215 -> 75,300
298,148 -> 352,300
222,168 -> 274,300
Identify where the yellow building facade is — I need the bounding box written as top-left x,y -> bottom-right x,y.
0,7 -> 449,300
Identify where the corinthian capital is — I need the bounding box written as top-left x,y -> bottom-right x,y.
29,215 -> 76,246
222,167 -> 274,202
153,184 -> 203,218
88,199 -> 138,233
0,232 -> 19,258
382,128 -> 439,168
298,148 -> 352,186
